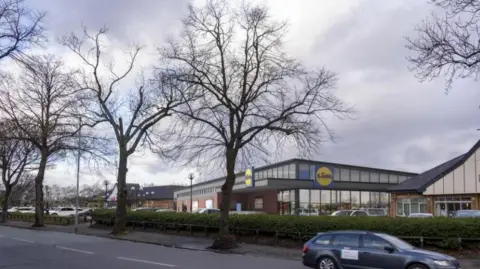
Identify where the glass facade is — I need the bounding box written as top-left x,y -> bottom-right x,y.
252,161 -> 409,184
280,189 -> 391,216
434,197 -> 472,217
396,197 -> 427,216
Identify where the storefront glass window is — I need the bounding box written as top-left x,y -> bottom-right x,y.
341,191 -> 351,209
351,191 -> 360,209
396,197 -> 427,216
360,191 -> 370,207
434,197 -> 471,217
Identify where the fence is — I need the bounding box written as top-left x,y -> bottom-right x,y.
8,213 -> 90,225
91,217 -> 480,250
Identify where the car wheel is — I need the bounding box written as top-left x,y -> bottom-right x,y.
407,263 -> 428,269
317,256 -> 336,269
51,213 -> 57,216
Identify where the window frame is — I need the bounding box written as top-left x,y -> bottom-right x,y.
313,234 -> 333,246
361,234 -> 395,251
253,197 -> 264,210
331,233 -> 361,248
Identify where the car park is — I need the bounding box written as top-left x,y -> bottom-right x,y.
302,230 -> 460,269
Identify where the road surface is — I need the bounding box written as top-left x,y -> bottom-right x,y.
0,226 -> 304,269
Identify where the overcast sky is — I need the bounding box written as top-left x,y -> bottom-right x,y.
21,0 -> 480,187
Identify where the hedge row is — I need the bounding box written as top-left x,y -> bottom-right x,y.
8,213 -> 75,226
91,209 -> 480,239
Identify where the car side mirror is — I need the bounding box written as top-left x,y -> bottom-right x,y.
384,246 -> 395,253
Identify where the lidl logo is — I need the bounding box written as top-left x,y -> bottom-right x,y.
315,166 -> 334,187
245,167 -> 254,188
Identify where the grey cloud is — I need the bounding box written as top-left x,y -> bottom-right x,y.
26,0 -> 190,44
298,0 -> 480,174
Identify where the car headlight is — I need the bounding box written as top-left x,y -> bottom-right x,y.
433,260 -> 451,266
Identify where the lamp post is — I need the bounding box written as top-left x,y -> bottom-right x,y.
150,191 -> 155,208
103,180 -> 110,208
130,186 -> 136,208
74,117 -> 82,233
188,173 -> 194,212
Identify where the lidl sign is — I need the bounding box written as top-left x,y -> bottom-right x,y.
313,166 -> 334,188
245,167 -> 255,188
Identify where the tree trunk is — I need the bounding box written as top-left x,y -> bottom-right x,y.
33,154 -> 47,227
210,149 -> 238,250
1,187 -> 11,223
112,148 -> 128,235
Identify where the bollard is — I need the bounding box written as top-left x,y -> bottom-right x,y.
420,237 -> 424,248
457,238 -> 462,251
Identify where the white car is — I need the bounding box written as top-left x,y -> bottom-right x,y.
49,207 -> 82,217
8,207 -> 35,213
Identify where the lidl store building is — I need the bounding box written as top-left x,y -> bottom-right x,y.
174,140 -> 480,216
173,158 -> 417,215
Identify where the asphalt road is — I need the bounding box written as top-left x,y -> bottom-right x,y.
0,226 -> 305,269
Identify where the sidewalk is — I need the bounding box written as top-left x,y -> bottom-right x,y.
2,221 -> 480,268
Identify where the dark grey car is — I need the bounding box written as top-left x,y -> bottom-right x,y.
302,230 -> 460,269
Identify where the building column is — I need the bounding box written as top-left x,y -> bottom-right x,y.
294,189 -> 300,215
390,194 -> 397,216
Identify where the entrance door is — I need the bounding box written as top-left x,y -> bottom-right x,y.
403,203 -> 410,216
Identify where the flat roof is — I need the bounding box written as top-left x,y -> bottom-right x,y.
175,158 -> 418,192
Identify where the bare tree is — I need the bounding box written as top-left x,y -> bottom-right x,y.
160,0 -> 352,249
9,173 -> 34,206
61,28 -> 195,235
0,120 -> 38,221
0,55 -> 98,227
0,0 -> 45,61
406,0 -> 480,90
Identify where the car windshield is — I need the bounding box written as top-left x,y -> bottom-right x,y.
377,233 -> 414,250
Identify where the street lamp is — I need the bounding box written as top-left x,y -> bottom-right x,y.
188,173 -> 194,212
130,186 -> 136,208
103,180 -> 110,208
74,117 -> 82,233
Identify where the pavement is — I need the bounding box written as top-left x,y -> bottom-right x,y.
1,221 -> 480,269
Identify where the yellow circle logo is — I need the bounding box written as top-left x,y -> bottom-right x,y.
245,168 -> 253,187
316,167 -> 333,186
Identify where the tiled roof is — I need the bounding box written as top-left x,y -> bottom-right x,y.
140,185 -> 183,200
389,139 -> 480,193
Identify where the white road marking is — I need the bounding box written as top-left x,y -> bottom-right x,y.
55,246 -> 94,255
12,238 -> 34,243
0,235 -> 4,237
117,257 -> 176,267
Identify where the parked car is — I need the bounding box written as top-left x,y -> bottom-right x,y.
133,207 -> 157,212
359,208 -> 387,216
10,207 -> 35,213
156,209 -> 175,213
49,207 -> 80,217
453,210 -> 480,218
331,210 -> 369,216
193,208 -> 220,214
408,213 -> 433,218
230,211 -> 267,215
302,230 -> 460,269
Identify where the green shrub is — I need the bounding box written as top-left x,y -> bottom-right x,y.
91,209 -> 480,240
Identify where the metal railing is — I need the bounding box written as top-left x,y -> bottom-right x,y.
91,217 -> 480,249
